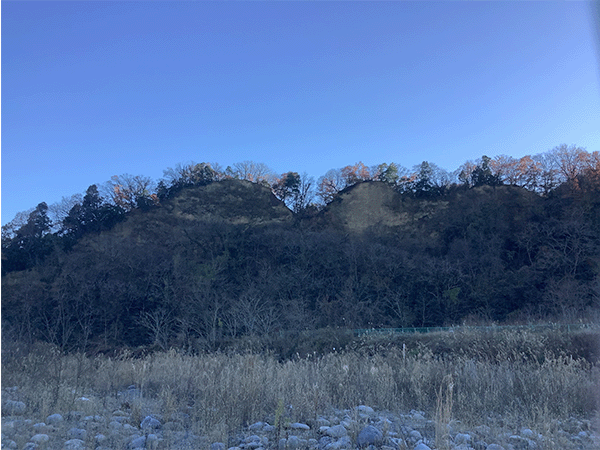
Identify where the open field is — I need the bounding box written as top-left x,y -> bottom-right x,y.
2,326 -> 599,449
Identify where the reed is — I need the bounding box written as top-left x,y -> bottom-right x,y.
2,327 -> 598,441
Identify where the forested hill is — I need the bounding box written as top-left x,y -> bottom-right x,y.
2,147 -> 600,353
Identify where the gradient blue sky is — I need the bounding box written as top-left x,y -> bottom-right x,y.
2,1 -> 599,225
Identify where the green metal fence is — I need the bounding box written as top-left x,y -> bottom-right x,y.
353,323 -> 596,337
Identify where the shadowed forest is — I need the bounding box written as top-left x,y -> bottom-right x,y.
2,144 -> 599,355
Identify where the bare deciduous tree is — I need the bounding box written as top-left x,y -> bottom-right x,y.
226,161 -> 276,185
137,309 -> 175,351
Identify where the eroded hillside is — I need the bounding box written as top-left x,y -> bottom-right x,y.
2,178 -> 598,353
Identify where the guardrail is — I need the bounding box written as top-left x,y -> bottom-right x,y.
353,323 -> 597,337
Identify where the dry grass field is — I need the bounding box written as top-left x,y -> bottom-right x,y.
2,326 -> 599,449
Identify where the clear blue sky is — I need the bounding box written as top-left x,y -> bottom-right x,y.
2,1 -> 599,225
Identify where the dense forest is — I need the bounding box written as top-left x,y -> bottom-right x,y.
2,144 -> 599,354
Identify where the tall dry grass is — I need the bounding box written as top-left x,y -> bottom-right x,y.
435,374 -> 454,450
2,327 -> 599,442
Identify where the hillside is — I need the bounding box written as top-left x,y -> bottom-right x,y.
163,179 -> 293,225
2,177 -> 599,354
108,179 -> 293,244
319,181 -> 428,234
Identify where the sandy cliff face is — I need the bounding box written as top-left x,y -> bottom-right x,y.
104,178 -> 293,241
320,181 -> 447,234
164,178 -> 293,225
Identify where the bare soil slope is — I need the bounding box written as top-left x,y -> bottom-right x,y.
164,178 -> 293,225
320,181 -> 448,234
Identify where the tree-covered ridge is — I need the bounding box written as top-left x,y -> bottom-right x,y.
1,144 -> 599,354
4,144 -> 599,249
